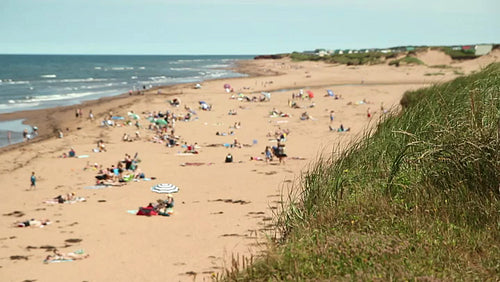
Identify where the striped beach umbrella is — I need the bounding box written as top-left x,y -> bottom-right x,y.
151,183 -> 179,194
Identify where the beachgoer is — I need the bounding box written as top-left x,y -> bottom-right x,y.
124,154 -> 132,170
97,140 -> 106,152
276,142 -> 287,165
54,192 -> 75,204
75,109 -> 79,118
164,194 -> 174,208
7,131 -> 11,144
44,249 -> 89,263
89,110 -> 94,121
233,138 -> 242,148
23,129 -> 28,142
265,146 -> 273,163
367,108 -> 372,118
15,219 -> 50,228
330,110 -> 335,123
30,172 -> 36,189
225,153 -> 233,163
58,130 -> 64,138
69,148 -> 76,157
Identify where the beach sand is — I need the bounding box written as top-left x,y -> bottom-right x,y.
0,49 -> 497,281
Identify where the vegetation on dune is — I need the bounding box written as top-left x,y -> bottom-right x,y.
441,47 -> 478,60
219,63 -> 500,281
290,51 -> 396,66
387,56 -> 425,67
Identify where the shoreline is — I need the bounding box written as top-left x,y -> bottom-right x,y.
0,56 -> 457,153
0,60 -> 261,152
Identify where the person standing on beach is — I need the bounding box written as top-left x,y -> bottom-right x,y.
89,110 -> 94,121
7,131 -> 11,144
23,129 -> 29,142
330,110 -> 335,123
30,172 -> 36,190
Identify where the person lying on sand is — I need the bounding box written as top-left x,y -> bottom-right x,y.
44,249 -> 89,263
53,193 -> 76,204
329,124 -> 351,132
14,219 -> 51,228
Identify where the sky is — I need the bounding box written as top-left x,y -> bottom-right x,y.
0,0 -> 498,55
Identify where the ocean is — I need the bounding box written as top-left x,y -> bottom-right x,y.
0,54 -> 254,147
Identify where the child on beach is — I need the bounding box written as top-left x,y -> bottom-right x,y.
30,172 -> 36,190
265,146 -> 273,163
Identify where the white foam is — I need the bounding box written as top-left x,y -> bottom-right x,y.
204,64 -> 229,68
40,74 -> 57,78
170,67 -> 196,71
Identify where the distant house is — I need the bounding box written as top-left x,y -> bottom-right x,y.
475,44 -> 493,56
462,46 -> 474,53
451,46 -> 462,51
315,49 -> 327,57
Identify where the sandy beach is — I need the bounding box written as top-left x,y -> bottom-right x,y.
0,49 -> 498,281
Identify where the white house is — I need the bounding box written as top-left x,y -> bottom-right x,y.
475,44 -> 493,56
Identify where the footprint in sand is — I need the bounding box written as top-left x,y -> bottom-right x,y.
3,211 -> 25,217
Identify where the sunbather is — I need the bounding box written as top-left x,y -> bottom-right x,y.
44,249 -> 89,263
15,219 -> 51,228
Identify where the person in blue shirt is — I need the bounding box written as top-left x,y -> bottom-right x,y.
30,172 -> 36,190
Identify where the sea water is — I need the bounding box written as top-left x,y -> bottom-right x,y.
0,54 -> 254,114
0,54 -> 254,147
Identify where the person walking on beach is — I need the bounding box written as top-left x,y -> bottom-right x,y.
265,146 -> 273,163
30,172 -> 36,190
330,110 -> 335,123
89,110 -> 94,121
7,131 -> 11,144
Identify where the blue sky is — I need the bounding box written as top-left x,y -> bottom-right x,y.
0,0 -> 498,55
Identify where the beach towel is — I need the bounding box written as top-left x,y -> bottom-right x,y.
44,258 -> 74,263
136,206 -> 157,216
84,184 -> 111,189
151,183 -> 179,194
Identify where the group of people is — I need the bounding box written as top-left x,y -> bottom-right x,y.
94,153 -> 145,185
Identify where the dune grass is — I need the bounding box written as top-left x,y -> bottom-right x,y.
388,56 -> 425,67
218,63 -> 500,281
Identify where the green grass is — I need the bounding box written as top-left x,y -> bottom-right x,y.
290,52 -> 395,66
424,72 -> 445,76
441,47 -> 478,60
219,63 -> 500,281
